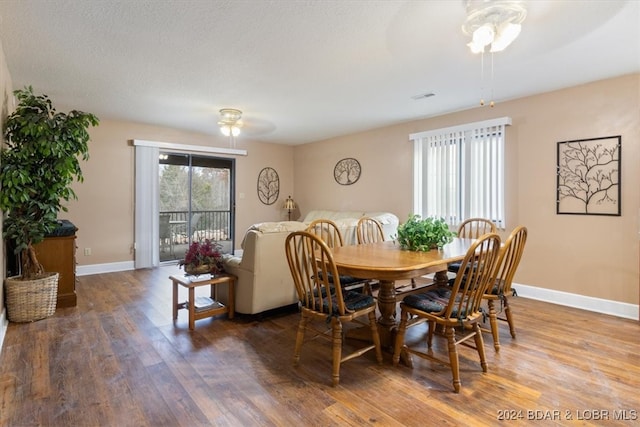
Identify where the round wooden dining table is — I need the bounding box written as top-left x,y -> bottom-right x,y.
331,238 -> 475,347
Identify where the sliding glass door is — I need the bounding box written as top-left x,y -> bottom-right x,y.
159,153 -> 234,262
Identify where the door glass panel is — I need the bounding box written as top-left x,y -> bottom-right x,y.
191,155 -> 233,255
159,153 -> 234,262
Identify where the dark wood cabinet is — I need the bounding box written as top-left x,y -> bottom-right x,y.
33,233 -> 77,308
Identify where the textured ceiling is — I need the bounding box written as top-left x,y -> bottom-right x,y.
0,0 -> 638,145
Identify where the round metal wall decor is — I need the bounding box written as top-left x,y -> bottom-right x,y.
257,167 -> 279,205
334,158 -> 361,185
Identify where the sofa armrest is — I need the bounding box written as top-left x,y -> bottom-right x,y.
221,254 -> 242,268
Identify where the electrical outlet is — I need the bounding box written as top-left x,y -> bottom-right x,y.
84,248 -> 91,256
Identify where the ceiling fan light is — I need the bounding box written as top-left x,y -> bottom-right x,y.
463,1 -> 527,54
218,108 -> 242,137
472,24 -> 495,48
490,22 -> 521,52
219,108 -> 242,122
220,124 -> 241,137
467,40 -> 486,54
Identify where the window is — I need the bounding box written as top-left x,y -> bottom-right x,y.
410,117 -> 511,229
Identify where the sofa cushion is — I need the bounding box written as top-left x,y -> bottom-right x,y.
241,221 -> 308,250
303,210 -> 365,223
303,210 -> 399,244
249,221 -> 308,234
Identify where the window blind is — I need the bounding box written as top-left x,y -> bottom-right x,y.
411,117 -> 511,229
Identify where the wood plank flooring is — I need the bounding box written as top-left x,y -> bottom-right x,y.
1,265 -> 639,426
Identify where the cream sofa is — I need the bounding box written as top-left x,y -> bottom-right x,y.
219,211 -> 399,315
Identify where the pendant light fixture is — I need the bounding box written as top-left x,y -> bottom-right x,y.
218,108 -> 242,147
462,0 -> 527,107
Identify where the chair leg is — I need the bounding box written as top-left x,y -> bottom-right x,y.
487,299 -> 500,352
368,311 -> 383,364
331,318 -> 343,387
392,308 -> 409,366
427,320 -> 436,348
363,281 -> 371,295
445,326 -> 461,393
503,296 -> 516,338
293,314 -> 309,366
473,322 -> 488,373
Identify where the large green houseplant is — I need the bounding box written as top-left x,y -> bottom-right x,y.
1,86 -> 98,321
394,214 -> 456,251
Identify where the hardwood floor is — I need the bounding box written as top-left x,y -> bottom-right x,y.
1,265 -> 639,426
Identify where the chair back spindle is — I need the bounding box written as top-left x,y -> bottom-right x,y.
306,219 -> 344,249
356,217 -> 385,244
457,218 -> 497,239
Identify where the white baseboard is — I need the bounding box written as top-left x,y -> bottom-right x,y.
76,261 -> 135,276
514,283 -> 639,320
0,308 -> 7,356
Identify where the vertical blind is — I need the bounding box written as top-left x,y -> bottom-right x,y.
411,117 -> 511,229
134,144 -> 160,269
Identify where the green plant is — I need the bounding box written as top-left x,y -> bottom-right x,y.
1,86 -> 99,279
394,214 -> 456,251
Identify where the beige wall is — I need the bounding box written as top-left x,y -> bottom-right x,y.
294,74 -> 640,306
0,39 -> 13,318
66,120 -> 294,265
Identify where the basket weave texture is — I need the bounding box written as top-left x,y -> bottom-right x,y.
184,264 -> 214,275
6,273 -> 59,322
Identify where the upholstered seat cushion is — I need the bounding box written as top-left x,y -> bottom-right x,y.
311,291 -> 375,313
403,287 -> 471,318
319,271 -> 367,286
403,287 -> 452,312
487,279 -> 507,295
447,261 -> 462,273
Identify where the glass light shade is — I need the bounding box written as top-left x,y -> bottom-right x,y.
220,124 -> 241,137
473,24 -> 495,47
490,23 -> 521,52
467,40 -> 486,54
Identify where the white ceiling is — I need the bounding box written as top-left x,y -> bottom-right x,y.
0,0 -> 638,145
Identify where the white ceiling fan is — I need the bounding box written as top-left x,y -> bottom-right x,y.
217,108 -> 274,139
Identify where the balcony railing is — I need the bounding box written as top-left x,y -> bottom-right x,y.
160,209 -> 233,262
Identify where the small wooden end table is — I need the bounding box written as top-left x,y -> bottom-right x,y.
170,273 -> 236,330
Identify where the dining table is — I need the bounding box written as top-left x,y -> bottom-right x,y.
331,237 -> 475,348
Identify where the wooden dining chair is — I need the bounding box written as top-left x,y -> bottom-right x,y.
483,226 -> 528,351
285,231 -> 383,386
447,217 -> 497,275
306,219 -> 344,249
457,217 -> 497,239
392,232 -> 502,393
306,219 -> 371,293
355,217 -> 385,294
356,216 -> 384,244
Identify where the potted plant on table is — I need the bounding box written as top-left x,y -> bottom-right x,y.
179,239 -> 224,276
394,214 -> 456,251
0,86 -> 99,322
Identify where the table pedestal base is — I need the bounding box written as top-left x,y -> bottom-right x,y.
348,270 -> 450,350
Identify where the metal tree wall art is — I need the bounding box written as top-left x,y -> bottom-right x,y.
334,157 -> 361,185
556,136 -> 621,216
257,167 -> 279,205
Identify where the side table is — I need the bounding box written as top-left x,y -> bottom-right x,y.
170,273 -> 236,330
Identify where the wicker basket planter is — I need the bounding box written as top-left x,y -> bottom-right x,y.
184,264 -> 214,276
5,273 -> 59,322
